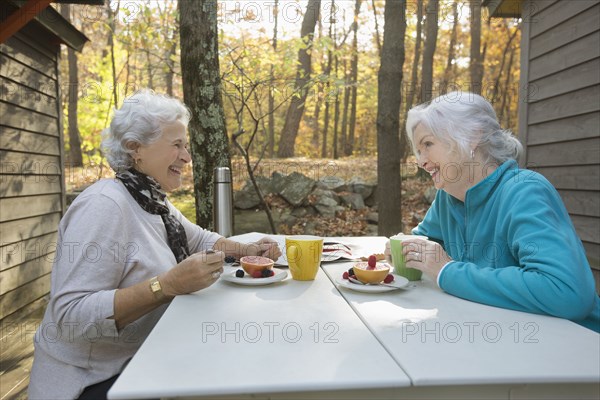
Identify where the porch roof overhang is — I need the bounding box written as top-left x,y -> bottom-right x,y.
0,0 -> 101,51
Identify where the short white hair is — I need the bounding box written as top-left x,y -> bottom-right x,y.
406,91 -> 522,164
101,89 -> 191,171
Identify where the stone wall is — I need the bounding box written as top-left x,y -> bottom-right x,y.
233,171 -> 380,234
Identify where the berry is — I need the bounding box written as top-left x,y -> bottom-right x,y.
383,274 -> 394,284
261,269 -> 274,278
347,268 -> 355,276
368,255 -> 377,269
235,269 -> 245,278
251,271 -> 263,278
342,271 -> 349,280
225,255 -> 236,264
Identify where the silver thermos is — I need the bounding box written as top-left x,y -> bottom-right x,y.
213,167 -> 233,237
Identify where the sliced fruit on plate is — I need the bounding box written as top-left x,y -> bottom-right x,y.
240,256 -> 275,275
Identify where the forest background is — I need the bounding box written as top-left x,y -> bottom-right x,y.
58,0 -> 521,236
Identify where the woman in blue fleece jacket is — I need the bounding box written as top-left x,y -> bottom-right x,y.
400,91 -> 599,332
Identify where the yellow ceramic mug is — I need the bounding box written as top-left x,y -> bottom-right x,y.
285,235 -> 324,281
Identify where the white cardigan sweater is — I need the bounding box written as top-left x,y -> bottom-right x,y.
29,178 -> 222,399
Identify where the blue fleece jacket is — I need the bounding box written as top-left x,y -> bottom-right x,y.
413,160 -> 600,332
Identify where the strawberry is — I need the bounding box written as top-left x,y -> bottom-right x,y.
342,271 -> 349,280
368,255 -> 377,270
251,271 -> 263,278
383,274 -> 394,284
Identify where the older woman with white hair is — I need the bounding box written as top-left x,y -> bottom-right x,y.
29,89 -> 281,399
398,91 -> 599,332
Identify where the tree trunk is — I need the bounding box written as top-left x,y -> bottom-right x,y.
441,1 -> 458,94
179,0 -> 231,229
161,0 -> 177,97
146,49 -> 154,90
60,4 -> 83,167
371,0 -> 382,58
312,82 -> 323,150
321,90 -> 331,157
470,0 -> 483,95
125,34 -> 131,90
341,59 -> 350,156
321,4 -> 335,158
346,0 -> 361,157
164,29 -> 177,97
269,0 -> 279,158
165,41 -> 176,96
106,1 -> 119,107
501,46 -> 515,127
333,54 -> 340,160
492,22 -> 520,104
276,0 -> 321,158
402,0 -> 423,162
311,16 -> 324,152
420,0 -> 438,103
377,0 -> 406,236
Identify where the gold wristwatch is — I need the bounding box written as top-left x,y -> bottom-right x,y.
149,276 -> 165,300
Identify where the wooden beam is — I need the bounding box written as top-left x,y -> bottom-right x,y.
483,0 -> 523,18
0,0 -> 54,43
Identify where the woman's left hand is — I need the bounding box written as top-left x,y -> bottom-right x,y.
245,237 -> 282,261
402,237 -> 452,281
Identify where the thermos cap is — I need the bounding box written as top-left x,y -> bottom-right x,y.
213,167 -> 231,183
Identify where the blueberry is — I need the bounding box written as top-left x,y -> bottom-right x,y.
225,255 -> 236,264
235,269 -> 245,278
261,269 -> 273,277
347,268 -> 354,276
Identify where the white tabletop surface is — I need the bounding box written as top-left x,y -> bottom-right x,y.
109,233 -> 600,399
322,236 -> 600,387
108,236 -> 409,399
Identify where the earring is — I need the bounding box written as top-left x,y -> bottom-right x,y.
470,149 -> 475,160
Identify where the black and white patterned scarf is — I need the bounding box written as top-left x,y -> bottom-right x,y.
117,168 -> 190,263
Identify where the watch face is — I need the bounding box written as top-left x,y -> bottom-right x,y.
150,279 -> 161,293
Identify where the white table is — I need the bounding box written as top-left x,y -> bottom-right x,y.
322,237 -> 600,399
108,235 -> 409,399
109,234 -> 600,399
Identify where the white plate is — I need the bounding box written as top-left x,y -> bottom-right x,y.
221,268 -> 288,286
335,274 -> 410,293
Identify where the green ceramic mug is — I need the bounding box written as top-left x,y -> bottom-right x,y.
389,234 -> 428,281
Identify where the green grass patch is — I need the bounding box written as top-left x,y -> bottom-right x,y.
170,190 -> 196,224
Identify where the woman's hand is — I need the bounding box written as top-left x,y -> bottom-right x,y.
401,237 -> 452,281
244,237 -> 282,261
113,251 -> 224,329
160,250 -> 225,297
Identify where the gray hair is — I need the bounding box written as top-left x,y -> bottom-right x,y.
101,89 -> 191,171
405,91 -> 522,164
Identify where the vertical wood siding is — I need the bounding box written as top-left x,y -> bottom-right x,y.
522,0 -> 600,286
0,25 -> 63,321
